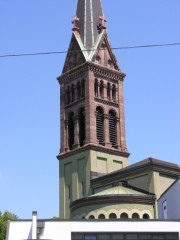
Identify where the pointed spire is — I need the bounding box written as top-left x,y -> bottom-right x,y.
75,0 -> 104,50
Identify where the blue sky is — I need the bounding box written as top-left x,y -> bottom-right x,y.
0,0 -> 179,219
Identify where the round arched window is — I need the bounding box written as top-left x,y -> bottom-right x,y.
89,215 -> 95,219
143,213 -> 150,219
98,214 -> 105,219
132,213 -> 139,219
120,213 -> 128,219
109,213 -> 117,219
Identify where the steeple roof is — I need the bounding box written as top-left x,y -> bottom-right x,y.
76,0 -> 103,50
62,0 -> 121,71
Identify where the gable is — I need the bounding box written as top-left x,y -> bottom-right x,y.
91,34 -> 120,70
62,34 -> 86,73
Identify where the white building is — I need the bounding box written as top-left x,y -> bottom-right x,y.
158,179 -> 180,219
6,211 -> 180,240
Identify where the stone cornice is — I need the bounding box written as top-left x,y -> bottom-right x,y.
57,62 -> 126,85
70,195 -> 156,212
57,143 -> 130,161
95,97 -> 119,108
65,98 -> 85,109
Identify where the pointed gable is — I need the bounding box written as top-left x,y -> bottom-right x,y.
92,34 -> 120,71
62,34 -> 86,73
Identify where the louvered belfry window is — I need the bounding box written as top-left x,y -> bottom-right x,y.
68,112 -> 74,150
96,107 -> 104,145
79,108 -> 85,147
109,110 -> 117,147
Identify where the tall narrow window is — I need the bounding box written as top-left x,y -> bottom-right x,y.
94,79 -> 99,97
107,82 -> 111,100
109,110 -> 117,147
79,108 -> 85,146
81,79 -> 85,98
96,107 -> 104,145
67,86 -> 70,104
112,84 -> 116,101
71,84 -> 75,102
68,112 -> 74,150
99,80 -> 104,98
77,82 -> 81,99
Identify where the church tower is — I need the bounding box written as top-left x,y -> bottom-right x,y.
57,0 -> 129,219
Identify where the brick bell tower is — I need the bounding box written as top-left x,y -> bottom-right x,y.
57,0 -> 130,219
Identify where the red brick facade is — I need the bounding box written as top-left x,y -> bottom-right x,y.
57,34 -> 128,157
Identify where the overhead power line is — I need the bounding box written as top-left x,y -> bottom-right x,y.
0,42 -> 180,58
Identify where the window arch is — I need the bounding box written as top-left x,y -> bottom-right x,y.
143,213 -> 150,219
132,213 -> 139,219
99,80 -> 104,98
89,215 -> 95,219
79,108 -> 85,147
109,213 -> 117,219
107,82 -> 111,100
96,107 -> 104,145
94,79 -> 99,97
71,84 -> 75,102
81,79 -> 85,98
68,112 -> 74,150
112,84 -> 116,101
109,110 -> 117,147
120,213 -> 128,219
98,214 -> 105,219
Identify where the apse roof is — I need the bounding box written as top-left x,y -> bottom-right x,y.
91,185 -> 146,197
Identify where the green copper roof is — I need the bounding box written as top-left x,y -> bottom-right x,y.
91,186 -> 146,197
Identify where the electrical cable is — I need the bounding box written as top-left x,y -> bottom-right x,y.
0,42 -> 180,58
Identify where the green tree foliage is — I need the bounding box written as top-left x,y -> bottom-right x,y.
0,211 -> 18,240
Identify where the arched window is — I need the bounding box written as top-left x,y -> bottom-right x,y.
94,79 -> 99,97
120,213 -> 128,219
112,84 -> 116,101
81,216 -> 86,219
81,79 -> 85,98
89,215 -> 95,219
98,214 -> 105,219
96,107 -> 104,145
109,213 -> 117,219
68,112 -> 74,150
79,108 -> 85,147
77,82 -> 81,99
66,86 -> 70,104
132,213 -> 139,219
107,82 -> 111,100
71,84 -> 75,102
109,110 -> 117,147
143,213 -> 150,219
99,80 -> 104,98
